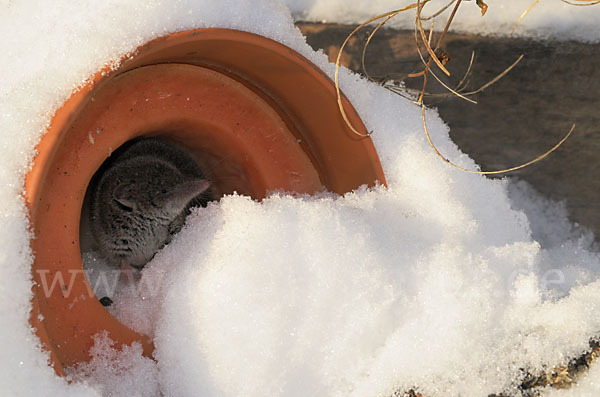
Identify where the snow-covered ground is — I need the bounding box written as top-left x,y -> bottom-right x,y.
285,0 -> 600,42
1,0 -> 600,396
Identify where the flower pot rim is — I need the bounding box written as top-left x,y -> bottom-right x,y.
25,27 -> 386,375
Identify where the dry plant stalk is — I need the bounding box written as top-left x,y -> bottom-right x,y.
334,0 -> 576,175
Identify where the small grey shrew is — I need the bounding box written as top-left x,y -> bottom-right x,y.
89,138 -> 212,269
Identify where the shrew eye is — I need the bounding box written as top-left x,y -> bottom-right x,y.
161,189 -> 167,194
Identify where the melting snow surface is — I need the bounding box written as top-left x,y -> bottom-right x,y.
284,0 -> 600,42
1,0 -> 599,396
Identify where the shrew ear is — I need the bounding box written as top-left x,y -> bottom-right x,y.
112,183 -> 137,210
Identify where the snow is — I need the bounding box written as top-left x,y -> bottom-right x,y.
284,0 -> 600,42
131,187 -> 600,396
66,332 -> 159,397
1,0 -> 599,396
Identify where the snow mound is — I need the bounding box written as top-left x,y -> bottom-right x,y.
1,0 -> 599,396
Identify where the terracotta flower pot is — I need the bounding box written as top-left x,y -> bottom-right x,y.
24,28 -> 385,375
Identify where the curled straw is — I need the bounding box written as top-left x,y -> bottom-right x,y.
561,0 -> 600,4
421,106 -> 576,175
512,0 -> 599,35
364,1 -> 523,103
334,4 -> 419,137
334,0 -> 577,175
511,0 -> 540,35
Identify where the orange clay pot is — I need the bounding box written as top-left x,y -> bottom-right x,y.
24,28 -> 386,375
